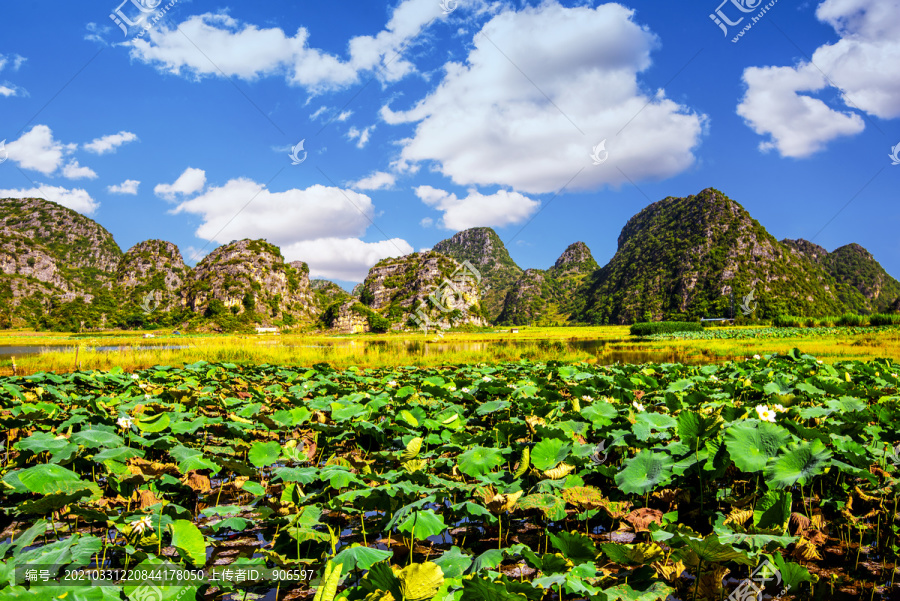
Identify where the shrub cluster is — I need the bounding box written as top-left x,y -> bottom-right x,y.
629,321 -> 702,336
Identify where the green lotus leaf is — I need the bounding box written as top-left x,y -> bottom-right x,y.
398,509 -> 446,541
71,429 -> 123,449
458,446 -> 504,478
724,420 -> 791,473
765,439 -> 832,488
16,464 -> 98,496
433,546 -> 473,579
677,411 -> 723,448
601,581 -> 676,601
332,544 -> 393,572
135,412 -> 170,433
753,489 -> 792,531
248,440 -> 282,468
549,531 -> 599,564
614,450 -> 674,495
461,577 -> 529,601
531,439 -> 572,472
169,519 -> 206,566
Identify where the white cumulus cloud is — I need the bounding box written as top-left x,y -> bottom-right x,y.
0,184 -> 98,215
62,160 -> 98,180
108,179 -> 141,195
351,171 -> 396,190
5,125 -> 65,175
84,131 -> 139,154
737,0 -> 900,158
126,0 -> 442,92
170,178 -> 412,282
415,185 -> 540,230
282,238 -> 414,282
154,167 -> 207,201
382,2 -> 705,194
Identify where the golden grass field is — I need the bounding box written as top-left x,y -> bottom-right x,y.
2,324 -> 900,375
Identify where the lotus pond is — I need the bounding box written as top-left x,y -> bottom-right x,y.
1,351 -> 900,600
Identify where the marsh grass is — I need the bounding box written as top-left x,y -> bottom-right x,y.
2,324 -> 900,375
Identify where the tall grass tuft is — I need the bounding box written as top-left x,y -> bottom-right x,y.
630,321 -> 703,336
870,313 -> 900,326
836,313 -> 865,327
774,315 -> 803,328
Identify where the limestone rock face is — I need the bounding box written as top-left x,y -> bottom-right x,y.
358,250 -> 485,329
330,301 -> 371,334
181,239 -> 318,324
115,240 -> 188,312
432,227 -> 522,322
0,197 -> 123,324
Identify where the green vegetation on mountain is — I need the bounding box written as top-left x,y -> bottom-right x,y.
3,192 -> 899,332
577,188 -> 870,324
497,242 -> 598,325
432,227 -> 522,321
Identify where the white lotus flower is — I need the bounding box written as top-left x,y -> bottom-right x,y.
507,384 -> 517,389
130,374 -> 139,380
817,360 -> 824,364
387,380 -> 398,387
773,404 -> 787,413
461,387 -> 470,393
117,416 -> 133,429
753,354 -> 761,360
447,385 -> 457,391
755,404 -> 776,422
581,395 -> 594,402
709,375 -> 718,382
482,376 -> 492,382
132,515 -> 153,535
632,401 -> 645,412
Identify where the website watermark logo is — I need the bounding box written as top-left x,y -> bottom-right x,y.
139,291 -> 161,315
590,435 -> 625,465
727,559 -> 790,601
590,140 -> 609,165
0,140 -> 7,164
890,143 -> 900,166
109,0 -> 180,40
710,0 -> 779,43
411,260 -> 481,340
289,140 -> 307,165
439,0 -> 459,15
740,288 -> 757,316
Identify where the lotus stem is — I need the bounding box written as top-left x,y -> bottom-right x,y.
855,529 -> 863,570
693,559 -> 702,601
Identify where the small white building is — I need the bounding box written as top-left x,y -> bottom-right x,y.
255,327 -> 279,335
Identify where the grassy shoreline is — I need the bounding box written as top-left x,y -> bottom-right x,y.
1,325 -> 900,375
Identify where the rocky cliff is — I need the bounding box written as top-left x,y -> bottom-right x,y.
115,240 -> 188,313
0,197 -> 124,327
181,240 -> 318,325
432,227 -> 522,321
357,250 -> 485,329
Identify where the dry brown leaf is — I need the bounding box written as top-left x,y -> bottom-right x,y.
695,565 -> 729,600
625,508 -> 665,532
183,471 -> 211,493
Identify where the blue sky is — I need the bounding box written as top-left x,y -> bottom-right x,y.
1,0 -> 898,290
